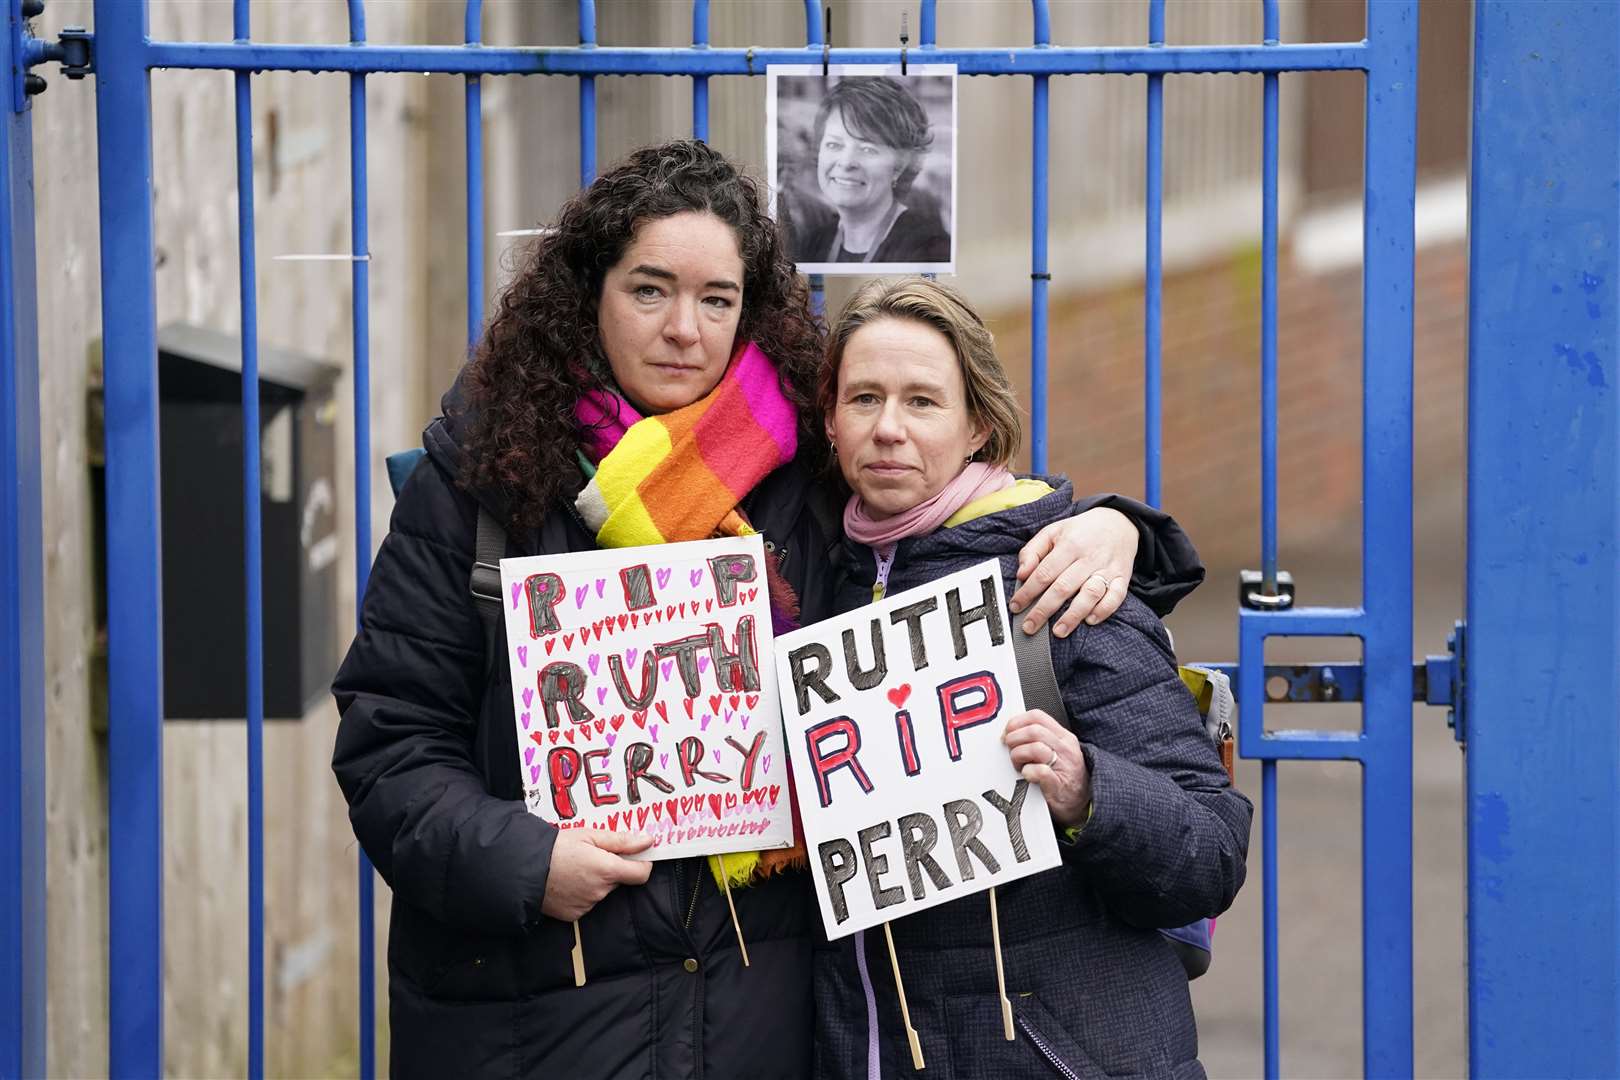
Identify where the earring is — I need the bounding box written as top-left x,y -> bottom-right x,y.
831,445 -> 838,460
964,453 -> 973,463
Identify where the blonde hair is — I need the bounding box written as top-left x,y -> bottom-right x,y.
819,277 -> 1023,467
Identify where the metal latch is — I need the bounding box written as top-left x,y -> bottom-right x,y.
1240,568 -> 1295,611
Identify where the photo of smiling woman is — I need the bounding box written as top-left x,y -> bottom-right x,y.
768,66 -> 956,274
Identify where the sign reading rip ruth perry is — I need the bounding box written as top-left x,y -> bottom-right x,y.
774,561 -> 1062,938
500,535 -> 793,859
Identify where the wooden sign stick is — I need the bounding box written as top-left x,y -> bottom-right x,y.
883,922 -> 925,1070
988,887 -> 1015,1041
716,854 -> 751,967
571,920 -> 587,987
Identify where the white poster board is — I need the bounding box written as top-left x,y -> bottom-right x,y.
500,535 -> 794,859
774,560 -> 1062,938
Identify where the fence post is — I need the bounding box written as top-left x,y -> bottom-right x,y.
0,2 -> 45,1073
1466,2 -> 1620,1075
92,0 -> 166,1073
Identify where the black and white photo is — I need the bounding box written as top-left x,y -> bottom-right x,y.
767,64 -> 957,275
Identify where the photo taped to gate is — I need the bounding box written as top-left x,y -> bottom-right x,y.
767,64 -> 957,275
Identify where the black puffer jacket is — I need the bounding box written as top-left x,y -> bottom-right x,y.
332,387 -> 1205,1079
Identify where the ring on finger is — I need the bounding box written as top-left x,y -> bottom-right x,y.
1046,747 -> 1059,768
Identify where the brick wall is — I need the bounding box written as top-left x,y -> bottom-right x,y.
987,237 -> 1468,572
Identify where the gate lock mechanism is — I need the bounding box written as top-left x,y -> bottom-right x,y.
15,0 -> 93,109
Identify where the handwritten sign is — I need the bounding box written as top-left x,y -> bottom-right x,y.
500,535 -> 793,859
774,560 -> 1062,937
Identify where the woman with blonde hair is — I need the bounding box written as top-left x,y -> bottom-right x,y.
813,277 -> 1250,1079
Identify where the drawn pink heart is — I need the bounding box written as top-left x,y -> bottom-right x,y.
740,715 -> 750,730
524,746 -> 536,766
522,687 -> 535,708
723,709 -> 733,724
529,765 -> 540,784
601,776 -> 613,791
659,753 -> 669,769
517,645 -> 529,668
661,661 -> 674,680
649,724 -> 660,742
626,647 -> 639,667
700,713 -> 711,731
574,584 -> 590,609
596,687 -> 609,705
698,656 -> 710,674
595,577 -> 607,598
520,711 -> 531,729
762,754 -> 772,774
712,749 -> 722,764
689,568 -> 704,587
587,654 -> 601,676
510,581 -> 522,609
606,732 -> 617,747
655,567 -> 672,589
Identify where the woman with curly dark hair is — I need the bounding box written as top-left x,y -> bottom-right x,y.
331,139 -> 1202,1079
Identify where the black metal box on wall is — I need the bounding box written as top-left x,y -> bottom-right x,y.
156,324 -> 340,720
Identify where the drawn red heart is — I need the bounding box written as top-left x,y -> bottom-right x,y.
563,633 -> 575,649
745,694 -> 760,710
666,605 -> 677,620
606,812 -> 620,830
683,699 -> 694,718
636,806 -> 650,830
595,719 -> 606,735
617,614 -> 629,631
631,613 -> 640,628
548,730 -> 560,744
632,710 -> 648,729
563,728 -> 575,744
886,684 -> 912,708
610,715 -> 625,731
580,627 -> 592,645
544,639 -> 556,655
530,731 -> 546,746
727,694 -> 741,711
708,794 -> 723,819
705,599 -> 714,613
651,803 -> 663,822
654,701 -> 668,722
709,694 -> 723,713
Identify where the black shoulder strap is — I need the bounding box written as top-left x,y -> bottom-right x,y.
1011,620 -> 1069,725
470,506 -> 507,677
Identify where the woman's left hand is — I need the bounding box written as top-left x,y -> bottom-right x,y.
1010,507 -> 1140,638
1003,709 -> 1092,828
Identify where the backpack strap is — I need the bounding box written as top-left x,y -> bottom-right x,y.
470,506 -> 507,678
1011,620 -> 1069,725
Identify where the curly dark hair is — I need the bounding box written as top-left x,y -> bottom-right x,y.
459,139 -> 825,532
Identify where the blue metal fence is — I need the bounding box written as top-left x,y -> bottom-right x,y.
23,0 -> 1435,1075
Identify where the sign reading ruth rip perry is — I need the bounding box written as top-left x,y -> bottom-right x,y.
773,560 -> 1062,938
499,535 -> 793,859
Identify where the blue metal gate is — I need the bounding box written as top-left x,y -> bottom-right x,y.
2,0 -> 1616,1077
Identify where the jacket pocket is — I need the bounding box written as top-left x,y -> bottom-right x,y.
944,993 -> 1109,1079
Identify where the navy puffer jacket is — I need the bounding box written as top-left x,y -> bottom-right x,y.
813,480 -> 1252,1080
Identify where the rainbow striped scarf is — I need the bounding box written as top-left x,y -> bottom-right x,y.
574,341 -> 808,886
574,341 -> 798,547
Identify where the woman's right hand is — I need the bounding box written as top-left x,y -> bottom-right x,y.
541,830 -> 655,921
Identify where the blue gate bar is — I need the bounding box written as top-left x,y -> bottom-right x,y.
94,0 -> 166,1072
140,42 -> 1369,77
578,0 -> 595,187
1143,0 -> 1164,505
0,10 -> 45,1074
229,1 -> 268,1076
1259,1 -> 1280,593
1467,3 -> 1620,1075
347,2 -> 377,1075
691,0 -> 708,140
1030,60 -> 1049,473
465,0 -> 484,345
1355,5 -> 1417,1073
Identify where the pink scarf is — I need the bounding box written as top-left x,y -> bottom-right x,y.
842,461 -> 1016,548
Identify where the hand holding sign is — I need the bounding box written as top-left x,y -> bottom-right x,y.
1002,709 -> 1092,827
541,830 -> 655,922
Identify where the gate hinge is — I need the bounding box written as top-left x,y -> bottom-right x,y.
14,0 -> 92,111
1413,620 -> 1466,744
